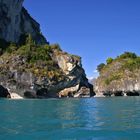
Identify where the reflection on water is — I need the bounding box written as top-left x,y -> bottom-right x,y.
0,97 -> 140,140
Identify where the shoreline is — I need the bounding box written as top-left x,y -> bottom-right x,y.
10,93 -> 24,99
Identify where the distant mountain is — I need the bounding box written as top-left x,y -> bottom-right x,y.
88,77 -> 96,85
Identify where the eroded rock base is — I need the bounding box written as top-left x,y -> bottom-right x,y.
99,90 -> 140,97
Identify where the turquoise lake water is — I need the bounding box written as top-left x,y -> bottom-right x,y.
0,97 -> 140,140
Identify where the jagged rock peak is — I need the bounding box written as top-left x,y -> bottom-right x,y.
0,0 -> 47,44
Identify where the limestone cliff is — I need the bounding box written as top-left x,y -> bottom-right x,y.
0,0 -> 94,98
0,0 -> 47,44
0,43 -> 94,98
95,52 -> 140,97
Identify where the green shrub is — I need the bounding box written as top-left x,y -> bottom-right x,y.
105,73 -> 122,85
122,57 -> 140,71
97,63 -> 105,72
106,57 -> 113,64
119,52 -> 137,59
26,34 -> 34,45
31,47 -> 51,61
51,44 -> 62,51
6,43 -> 17,53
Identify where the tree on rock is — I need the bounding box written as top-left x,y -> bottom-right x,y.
97,63 -> 105,72
26,34 -> 35,51
119,52 -> 137,59
106,57 -> 113,64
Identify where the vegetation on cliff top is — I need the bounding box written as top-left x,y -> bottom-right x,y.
0,34 -> 65,82
97,52 -> 140,85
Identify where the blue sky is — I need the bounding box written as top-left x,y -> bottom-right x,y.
24,0 -> 140,78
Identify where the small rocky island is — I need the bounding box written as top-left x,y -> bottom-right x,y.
95,52 -> 140,97
0,0 -> 94,99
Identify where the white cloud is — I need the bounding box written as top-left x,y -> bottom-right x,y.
88,76 -> 94,80
93,70 -> 98,73
87,70 -> 99,80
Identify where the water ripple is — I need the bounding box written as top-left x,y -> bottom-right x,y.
0,97 -> 140,139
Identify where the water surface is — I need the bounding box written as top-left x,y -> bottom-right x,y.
0,97 -> 140,140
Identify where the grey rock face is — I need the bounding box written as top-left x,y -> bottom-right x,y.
0,49 -> 94,98
51,50 -> 95,98
0,0 -> 47,44
94,61 -> 140,97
